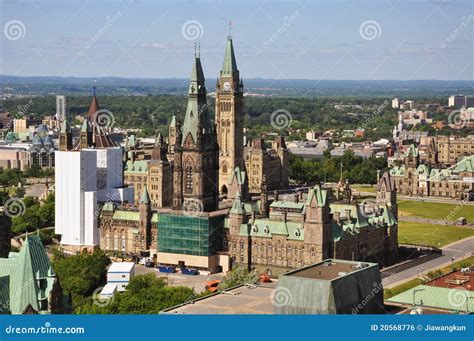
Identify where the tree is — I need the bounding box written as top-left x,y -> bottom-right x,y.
75,273 -> 198,315
218,267 -> 259,290
52,250 -> 111,297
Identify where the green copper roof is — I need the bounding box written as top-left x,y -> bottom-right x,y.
228,166 -> 246,185
270,200 -> 305,210
140,187 -> 150,204
181,55 -> 213,147
124,160 -> 149,174
453,155 -> 474,173
240,218 -> 304,241
405,144 -> 419,158
305,185 -> 328,207
112,210 -> 140,221
221,37 -> 238,76
229,192 -> 245,214
390,165 -> 406,176
387,285 -> 473,313
416,164 -> 430,176
0,235 -> 57,314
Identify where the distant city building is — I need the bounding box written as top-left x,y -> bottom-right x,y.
390,145 -> 474,200
436,135 -> 474,165
391,98 -> 399,109
306,130 -> 319,141
448,94 -> 474,108
13,118 -> 27,134
56,95 -> 66,120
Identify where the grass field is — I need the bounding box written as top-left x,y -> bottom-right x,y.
398,221 -> 474,247
352,185 -> 376,193
398,200 -> 474,222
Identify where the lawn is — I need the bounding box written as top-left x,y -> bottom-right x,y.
352,185 -> 376,193
398,200 -> 474,222
398,221 -> 474,247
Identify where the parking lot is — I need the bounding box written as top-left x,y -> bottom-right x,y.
134,264 -> 224,293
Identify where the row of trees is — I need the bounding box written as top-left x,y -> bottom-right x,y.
10,194 -> 55,235
289,150 -> 387,185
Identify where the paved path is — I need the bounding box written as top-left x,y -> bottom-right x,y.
398,215 -> 474,227
383,236 -> 474,288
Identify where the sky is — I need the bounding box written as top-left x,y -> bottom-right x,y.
0,0 -> 473,80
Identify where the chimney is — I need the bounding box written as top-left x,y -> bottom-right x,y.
294,194 -> 299,203
274,190 -> 279,201
345,209 -> 352,221
334,212 -> 340,224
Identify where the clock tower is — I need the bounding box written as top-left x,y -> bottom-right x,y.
215,36 -> 244,195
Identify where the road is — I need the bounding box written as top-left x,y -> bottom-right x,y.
134,264 -> 223,292
382,236 -> 474,288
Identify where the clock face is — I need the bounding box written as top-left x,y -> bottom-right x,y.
223,81 -> 231,91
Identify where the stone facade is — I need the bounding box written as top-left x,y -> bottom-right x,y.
436,135 -> 474,165
244,137 -> 289,194
98,189 -> 158,255
226,173 -> 399,273
215,37 -> 245,196
390,144 -> 474,200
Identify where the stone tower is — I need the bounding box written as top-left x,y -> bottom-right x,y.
58,118 -> 72,151
172,50 -> 219,212
376,171 -> 398,220
149,133 -> 172,209
215,37 -> 244,195
304,185 -> 332,261
139,187 -> 151,249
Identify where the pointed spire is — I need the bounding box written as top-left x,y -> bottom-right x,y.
140,186 -> 150,205
87,79 -> 100,120
221,36 -> 238,76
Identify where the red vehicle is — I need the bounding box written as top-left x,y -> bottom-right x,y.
259,274 -> 272,283
205,279 -> 220,293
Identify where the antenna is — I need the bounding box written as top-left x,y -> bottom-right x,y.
93,78 -> 97,96
228,20 -> 232,39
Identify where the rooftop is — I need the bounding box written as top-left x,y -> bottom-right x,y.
108,262 -> 135,273
284,259 -> 376,281
163,284 -> 277,314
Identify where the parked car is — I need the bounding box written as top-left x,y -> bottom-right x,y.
158,265 -> 176,273
181,268 -> 199,275
145,261 -> 155,268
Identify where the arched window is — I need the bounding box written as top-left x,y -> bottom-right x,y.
185,165 -> 193,193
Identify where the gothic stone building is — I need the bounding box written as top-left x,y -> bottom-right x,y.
225,172 -> 399,274
390,144 -> 474,200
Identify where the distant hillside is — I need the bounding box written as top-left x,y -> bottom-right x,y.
1,75 -> 473,97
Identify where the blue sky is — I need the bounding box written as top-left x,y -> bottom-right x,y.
1,0 -> 473,80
